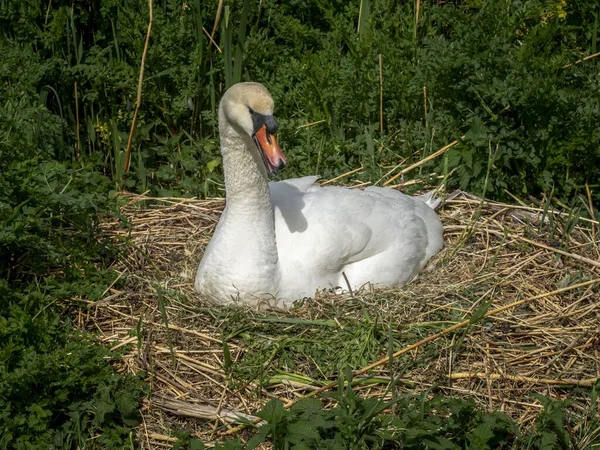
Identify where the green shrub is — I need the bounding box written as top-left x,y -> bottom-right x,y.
2,0 -> 598,203
0,34 -> 144,448
0,283 -> 144,449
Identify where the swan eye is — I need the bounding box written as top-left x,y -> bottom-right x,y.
250,109 -> 278,135
265,116 -> 278,134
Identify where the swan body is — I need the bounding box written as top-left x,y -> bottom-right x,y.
195,82 -> 443,309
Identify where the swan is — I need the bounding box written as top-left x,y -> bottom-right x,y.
195,82 -> 443,309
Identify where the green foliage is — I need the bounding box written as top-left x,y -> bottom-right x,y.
0,294 -> 144,448
178,377 -> 600,449
218,309 -> 388,386
0,22 -> 144,448
1,0 -> 598,203
0,164 -> 144,447
524,394 -> 572,449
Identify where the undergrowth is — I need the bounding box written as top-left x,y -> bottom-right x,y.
1,0 -> 599,204
174,374 -> 600,449
173,285 -> 600,449
0,36 -> 145,448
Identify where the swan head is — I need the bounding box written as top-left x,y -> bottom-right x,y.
220,82 -> 286,175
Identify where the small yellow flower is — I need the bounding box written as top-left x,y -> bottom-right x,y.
94,120 -> 111,146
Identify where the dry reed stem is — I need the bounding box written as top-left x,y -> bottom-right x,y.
379,54 -> 384,134
321,165 -> 364,185
449,372 -> 600,387
423,86 -> 428,127
202,27 -> 222,53
74,81 -> 81,159
295,119 -> 327,131
124,0 -> 153,174
585,183 -> 599,259
154,396 -> 262,424
209,0 -> 224,49
414,0 -> 421,40
562,50 -> 600,68
383,136 -> 465,186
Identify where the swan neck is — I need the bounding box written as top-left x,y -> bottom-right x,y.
215,114 -> 280,283
220,122 -> 270,209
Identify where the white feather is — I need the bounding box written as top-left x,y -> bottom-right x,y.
195,83 -> 444,309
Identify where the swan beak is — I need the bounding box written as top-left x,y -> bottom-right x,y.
253,125 -> 287,175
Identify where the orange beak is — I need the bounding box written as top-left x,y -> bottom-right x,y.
253,125 -> 286,175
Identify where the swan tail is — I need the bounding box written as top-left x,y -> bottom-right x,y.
418,190 -> 441,210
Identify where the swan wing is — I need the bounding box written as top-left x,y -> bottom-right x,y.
269,181 -> 443,293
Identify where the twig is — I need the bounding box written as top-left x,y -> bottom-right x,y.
321,166 -> 364,185
124,0 -> 153,174
449,372 -> 600,388
563,50 -> 600,69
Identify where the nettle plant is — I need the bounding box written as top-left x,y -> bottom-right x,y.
175,375 -> 600,449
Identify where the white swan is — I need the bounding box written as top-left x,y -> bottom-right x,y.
195,82 -> 443,309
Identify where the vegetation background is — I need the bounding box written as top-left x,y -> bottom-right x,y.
1,0 -> 598,447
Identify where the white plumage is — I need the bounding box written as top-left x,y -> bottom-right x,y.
195,82 -> 443,309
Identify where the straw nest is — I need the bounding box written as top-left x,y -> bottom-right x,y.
87,185 -> 600,448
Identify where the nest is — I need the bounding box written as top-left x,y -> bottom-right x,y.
85,187 -> 600,448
